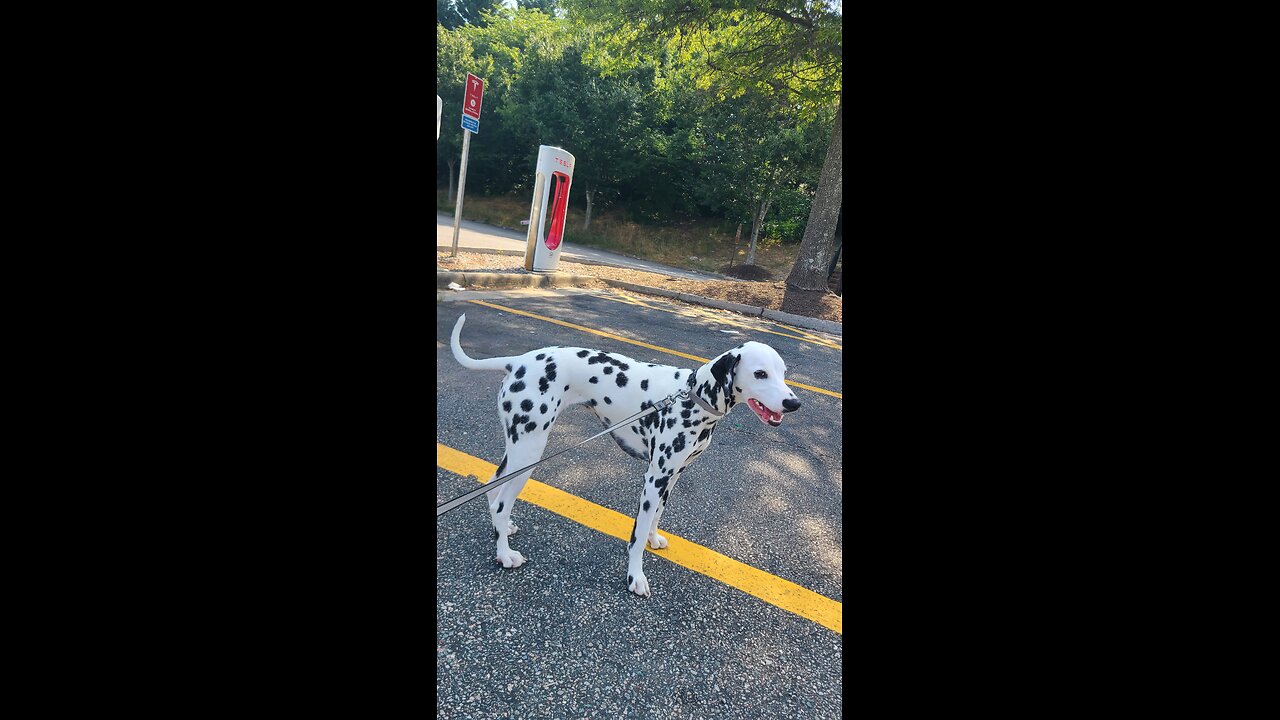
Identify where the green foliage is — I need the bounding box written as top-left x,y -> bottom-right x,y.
439,0 -> 506,29
435,4 -> 837,245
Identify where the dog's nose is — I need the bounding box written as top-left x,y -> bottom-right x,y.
782,398 -> 801,412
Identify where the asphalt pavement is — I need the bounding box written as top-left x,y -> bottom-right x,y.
437,211 -> 722,281
436,288 -> 843,719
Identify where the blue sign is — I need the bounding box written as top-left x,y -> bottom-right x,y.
461,114 -> 479,134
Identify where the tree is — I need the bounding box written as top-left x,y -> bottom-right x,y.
562,0 -> 842,289
692,90 -> 822,266
439,0 -> 505,29
517,0 -> 559,14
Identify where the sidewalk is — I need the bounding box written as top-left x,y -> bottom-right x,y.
436,212 -> 723,281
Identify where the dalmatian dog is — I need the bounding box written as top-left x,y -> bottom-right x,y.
449,314 -> 801,598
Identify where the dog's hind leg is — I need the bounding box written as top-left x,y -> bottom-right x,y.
487,433 -> 548,569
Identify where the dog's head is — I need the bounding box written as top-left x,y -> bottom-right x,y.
708,341 -> 801,426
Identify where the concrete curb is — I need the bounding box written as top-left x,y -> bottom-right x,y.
760,308 -> 843,336
437,271 -> 596,289
599,279 -> 765,317
599,279 -> 841,337
436,245 -> 734,281
436,271 -> 843,338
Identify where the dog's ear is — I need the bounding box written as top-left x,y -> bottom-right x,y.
709,352 -> 741,390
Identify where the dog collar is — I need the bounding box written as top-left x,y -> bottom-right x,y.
687,390 -> 726,418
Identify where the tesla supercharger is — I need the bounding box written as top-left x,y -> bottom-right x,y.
524,145 -> 575,273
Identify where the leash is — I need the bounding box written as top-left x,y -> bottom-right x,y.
436,389 -> 715,518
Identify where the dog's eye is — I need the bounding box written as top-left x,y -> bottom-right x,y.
754,370 -> 767,379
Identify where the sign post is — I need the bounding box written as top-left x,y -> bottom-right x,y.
451,74 -> 485,258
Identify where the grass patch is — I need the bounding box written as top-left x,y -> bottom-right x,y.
437,191 -> 801,277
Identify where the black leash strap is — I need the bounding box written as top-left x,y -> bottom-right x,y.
436,391 -> 688,518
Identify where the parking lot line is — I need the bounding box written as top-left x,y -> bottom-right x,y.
437,442 -> 843,635
466,299 -> 843,400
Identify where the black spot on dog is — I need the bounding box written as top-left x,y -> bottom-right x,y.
539,377 -> 550,394
698,428 -> 711,442
545,364 -> 557,381
505,364 -> 512,372
589,376 -> 598,383
536,354 -> 545,360
641,379 -> 649,390
616,373 -> 628,387
564,385 -> 569,391
682,400 -> 694,409
643,500 -> 650,511
655,475 -> 668,492
674,371 -> 680,379
577,350 -> 590,357
628,574 -> 634,586
710,353 -> 740,390
604,396 -> 612,404
657,456 -> 665,469
543,422 -> 549,430
540,403 -> 548,414
681,410 -> 691,418
589,398 -> 598,406
497,502 -> 504,514
632,427 -> 639,434
603,366 -> 613,375
672,434 -> 686,452
496,456 -> 508,476
515,366 -> 526,379
666,418 -> 677,429
525,421 -> 537,432
502,401 -> 512,412
521,399 -> 533,411
618,362 -> 630,370
735,386 -> 742,393
510,381 -> 525,393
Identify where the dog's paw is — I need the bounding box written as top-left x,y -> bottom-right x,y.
627,571 -> 651,598
495,549 -> 526,568
646,533 -> 668,550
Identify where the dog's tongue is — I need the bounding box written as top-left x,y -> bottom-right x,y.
750,399 -> 782,423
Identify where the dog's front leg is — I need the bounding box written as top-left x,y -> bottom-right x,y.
626,469 -> 665,598
646,466 -> 684,550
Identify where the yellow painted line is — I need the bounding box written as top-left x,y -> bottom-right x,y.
590,290 -> 843,351
467,299 -> 843,400
437,442 -> 842,634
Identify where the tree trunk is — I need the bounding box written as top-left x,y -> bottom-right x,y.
745,195 -> 772,266
786,99 -> 843,290
447,158 -> 457,202
584,187 -> 594,230
728,222 -> 742,269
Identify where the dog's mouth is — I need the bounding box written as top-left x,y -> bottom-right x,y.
747,398 -> 783,426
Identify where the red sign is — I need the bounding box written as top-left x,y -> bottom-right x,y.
462,73 -> 484,120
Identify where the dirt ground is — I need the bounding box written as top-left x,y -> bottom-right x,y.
437,251 -> 842,324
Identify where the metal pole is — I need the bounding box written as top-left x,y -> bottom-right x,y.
451,128 -> 472,257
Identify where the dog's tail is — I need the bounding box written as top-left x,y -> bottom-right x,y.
451,314 -> 519,371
